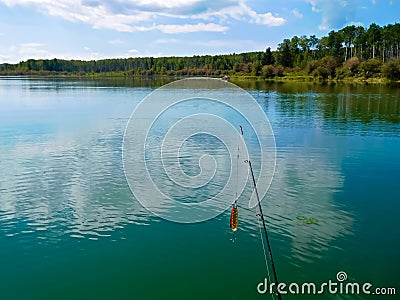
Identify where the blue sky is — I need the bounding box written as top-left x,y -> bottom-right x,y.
0,0 -> 398,63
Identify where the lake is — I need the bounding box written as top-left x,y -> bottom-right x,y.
0,77 -> 399,300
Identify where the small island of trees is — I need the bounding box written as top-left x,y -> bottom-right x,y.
1,22 -> 399,81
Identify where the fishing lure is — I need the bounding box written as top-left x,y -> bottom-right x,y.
230,203 -> 238,232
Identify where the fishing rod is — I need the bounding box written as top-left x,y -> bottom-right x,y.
240,125 -> 282,300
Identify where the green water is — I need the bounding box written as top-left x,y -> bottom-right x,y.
0,77 -> 399,300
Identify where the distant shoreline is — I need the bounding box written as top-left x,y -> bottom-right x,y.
2,22 -> 400,83
0,73 -> 398,85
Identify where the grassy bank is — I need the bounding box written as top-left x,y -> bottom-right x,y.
1,70 -> 399,86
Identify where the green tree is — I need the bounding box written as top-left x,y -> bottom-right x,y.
319,56 -> 340,78
261,65 -> 275,78
353,26 -> 367,59
326,30 -> 343,58
366,23 -> 382,59
340,25 -> 357,60
262,47 -> 275,65
382,58 -> 400,80
359,58 -> 382,78
277,39 -> 293,67
343,57 -> 360,76
251,60 -> 262,76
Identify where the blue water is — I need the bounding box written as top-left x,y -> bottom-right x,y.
0,77 -> 399,299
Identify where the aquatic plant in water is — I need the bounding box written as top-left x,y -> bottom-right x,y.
297,216 -> 319,224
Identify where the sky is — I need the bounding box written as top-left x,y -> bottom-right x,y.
0,0 -> 398,63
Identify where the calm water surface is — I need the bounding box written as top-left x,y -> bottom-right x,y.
0,77 -> 399,300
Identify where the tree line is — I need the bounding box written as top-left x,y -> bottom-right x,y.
274,22 -> 400,80
1,22 -> 399,81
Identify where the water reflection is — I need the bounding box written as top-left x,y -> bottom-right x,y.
321,93 -> 400,126
0,79 -> 153,243
0,75 -> 176,89
232,79 -> 400,96
0,122 -> 154,242
0,78 -> 399,247
254,83 -> 400,137
232,127 -> 354,269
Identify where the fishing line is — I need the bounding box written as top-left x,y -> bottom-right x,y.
240,125 -> 283,300
228,125 -> 282,299
235,132 -> 239,202
257,214 -> 275,300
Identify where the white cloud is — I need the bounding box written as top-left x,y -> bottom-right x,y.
0,0 -> 152,32
348,21 -> 364,27
20,42 -> 44,48
128,49 -> 140,54
153,38 -> 180,45
123,50 -> 141,57
239,3 -> 285,26
203,1 -> 286,26
318,21 -> 328,31
306,0 -> 359,30
133,0 -> 202,9
292,8 -> 303,19
108,39 -> 125,45
0,54 -> 10,61
154,23 -> 228,34
1,42 -> 106,63
82,46 -> 100,59
17,43 -> 53,60
0,0 -> 286,33
192,39 -> 271,53
86,52 -> 100,59
307,0 -> 319,11
102,22 -> 228,34
194,39 -> 261,48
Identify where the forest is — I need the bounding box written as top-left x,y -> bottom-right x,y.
1,22 -> 400,81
